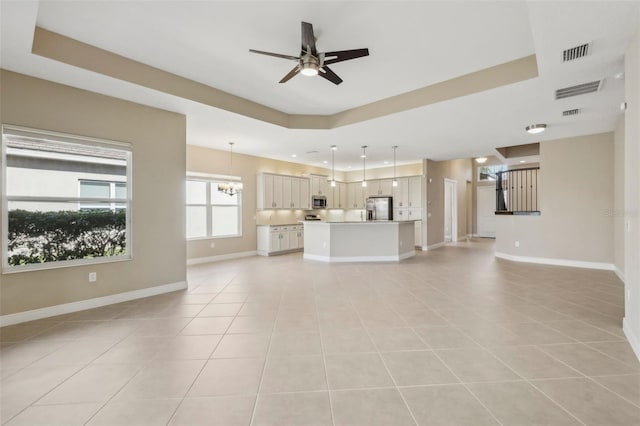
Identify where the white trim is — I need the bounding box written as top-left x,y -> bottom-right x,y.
623,318 -> 640,363
495,252 -> 615,271
187,251 -> 257,265
614,266 -> 625,283
303,250 -> 415,263
426,241 -> 446,250
0,281 -> 187,327
444,178 -> 457,243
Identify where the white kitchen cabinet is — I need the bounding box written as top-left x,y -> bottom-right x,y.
282,177 -> 292,209
310,175 -> 329,196
330,182 -> 347,209
290,177 -> 300,208
258,174 -> 311,210
347,182 -> 365,209
393,178 -> 409,208
257,173 -> 283,209
299,178 -> 310,209
288,225 -> 304,249
408,208 -> 422,220
364,179 -> 393,199
257,225 -> 304,256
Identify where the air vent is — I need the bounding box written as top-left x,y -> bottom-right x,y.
563,43 -> 590,62
562,108 -> 580,117
555,80 -> 601,99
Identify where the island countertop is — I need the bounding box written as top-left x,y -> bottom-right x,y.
302,220 -> 416,262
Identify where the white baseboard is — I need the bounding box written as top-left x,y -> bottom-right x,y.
187,251 -> 257,265
495,252 -> 615,271
303,250 -> 415,263
0,281 -> 187,327
623,317 -> 640,363
614,266 -> 625,283
426,242 -> 446,250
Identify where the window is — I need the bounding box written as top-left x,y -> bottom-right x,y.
186,177 -> 242,239
477,164 -> 507,181
79,180 -> 127,211
2,125 -> 132,272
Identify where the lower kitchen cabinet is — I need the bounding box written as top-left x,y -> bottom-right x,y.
257,225 -> 304,256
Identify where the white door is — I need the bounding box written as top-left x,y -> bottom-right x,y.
444,179 -> 457,243
477,186 -> 496,238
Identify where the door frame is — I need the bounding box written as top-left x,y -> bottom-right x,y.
476,185 -> 496,238
444,178 -> 457,243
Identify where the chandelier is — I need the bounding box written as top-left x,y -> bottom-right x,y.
218,142 -> 243,196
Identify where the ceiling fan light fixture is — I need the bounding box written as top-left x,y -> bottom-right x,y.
300,60 -> 319,76
525,124 -> 547,134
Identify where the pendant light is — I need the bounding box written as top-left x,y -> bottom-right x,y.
218,142 -> 243,196
330,145 -> 337,187
392,145 -> 398,187
361,145 -> 368,187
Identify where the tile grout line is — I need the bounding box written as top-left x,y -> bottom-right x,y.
246,286 -> 283,426
313,280 -> 337,426
349,295 -> 420,426
450,324 -> 589,426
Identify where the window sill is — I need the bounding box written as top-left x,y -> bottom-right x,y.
2,255 -> 132,275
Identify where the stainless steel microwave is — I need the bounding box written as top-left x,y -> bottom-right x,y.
312,195 -> 327,209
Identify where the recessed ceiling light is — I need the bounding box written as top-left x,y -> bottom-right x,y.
384,161 -> 389,165
475,157 -> 487,164
323,160 -> 328,164
347,165 -> 352,169
614,72 -> 625,80
291,154 -> 297,158
526,124 -> 547,134
520,160 -> 526,163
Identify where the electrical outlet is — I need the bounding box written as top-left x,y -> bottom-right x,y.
515,241 -> 520,248
210,242 -> 215,248
88,272 -> 97,283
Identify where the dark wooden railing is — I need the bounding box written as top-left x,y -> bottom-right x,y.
495,167 -> 540,215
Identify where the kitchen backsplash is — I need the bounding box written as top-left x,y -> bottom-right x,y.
255,209 -> 366,225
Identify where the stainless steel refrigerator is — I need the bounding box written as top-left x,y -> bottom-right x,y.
366,196 -> 393,221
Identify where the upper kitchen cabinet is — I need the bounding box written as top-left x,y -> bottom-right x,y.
393,178 -> 409,208
310,174 -> 329,197
394,176 -> 423,209
257,173 -> 310,210
326,181 -> 347,209
366,179 -> 393,197
347,182 -> 366,209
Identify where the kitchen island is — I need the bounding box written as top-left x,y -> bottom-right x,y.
303,220 -> 416,263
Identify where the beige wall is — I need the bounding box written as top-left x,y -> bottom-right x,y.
495,132 -> 614,263
0,70 -> 186,315
342,162 -> 423,181
425,158 -> 472,246
615,117 -> 626,275
623,31 -> 640,356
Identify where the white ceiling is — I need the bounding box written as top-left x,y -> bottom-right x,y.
1,1 -> 638,170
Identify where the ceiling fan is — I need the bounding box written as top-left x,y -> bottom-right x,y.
249,21 -> 369,85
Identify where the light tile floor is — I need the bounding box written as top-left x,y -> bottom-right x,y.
1,239 -> 639,425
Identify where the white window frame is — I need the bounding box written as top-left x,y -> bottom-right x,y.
78,180 -> 127,211
186,173 -> 242,240
1,124 -> 133,273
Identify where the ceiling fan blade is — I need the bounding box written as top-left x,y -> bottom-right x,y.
301,21 -> 317,56
323,48 -> 369,65
279,65 -> 301,83
249,49 -> 299,61
318,65 -> 343,85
